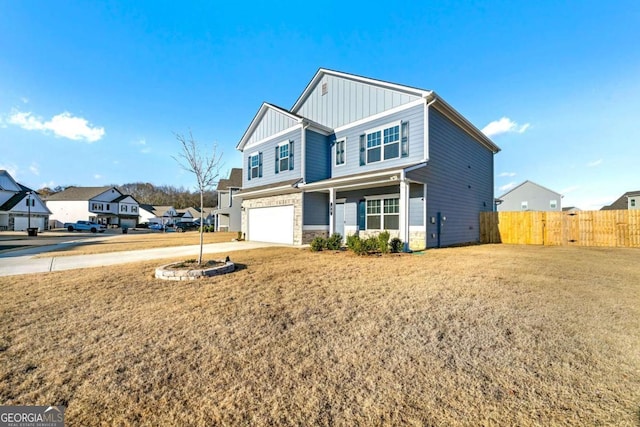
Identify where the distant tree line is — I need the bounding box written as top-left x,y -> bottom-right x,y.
38,182 -> 218,209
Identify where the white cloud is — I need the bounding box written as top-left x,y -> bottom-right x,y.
40,180 -> 56,189
29,162 -> 40,176
134,138 -> 151,154
21,97 -> 29,104
94,174 -> 102,180
499,182 -> 517,192
586,159 -> 603,167
7,109 -> 105,142
482,117 -> 531,138
498,172 -> 516,177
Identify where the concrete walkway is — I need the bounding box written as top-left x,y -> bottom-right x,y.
0,241 -> 277,277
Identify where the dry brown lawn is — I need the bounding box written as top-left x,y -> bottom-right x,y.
1,244 -> 639,426
37,231 -> 238,257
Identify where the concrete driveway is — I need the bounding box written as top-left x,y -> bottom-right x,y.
0,232 -> 278,277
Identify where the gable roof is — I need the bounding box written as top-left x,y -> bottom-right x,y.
236,102 -> 332,151
112,194 -> 140,204
0,170 -> 22,192
0,185 -> 52,214
291,68 -> 431,112
217,168 -> 243,191
46,186 -> 118,201
498,180 -> 562,199
601,190 -> 640,210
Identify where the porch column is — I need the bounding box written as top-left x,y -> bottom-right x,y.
329,187 -> 336,234
399,178 -> 410,251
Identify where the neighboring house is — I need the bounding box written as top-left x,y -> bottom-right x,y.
0,170 -> 51,231
562,206 -> 581,212
46,186 -> 140,228
236,68 -> 500,249
497,181 -> 562,212
213,168 -> 242,232
600,191 -> 640,210
138,205 -> 179,225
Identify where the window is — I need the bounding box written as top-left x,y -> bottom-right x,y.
248,152 -> 262,180
132,206 -> 138,213
366,197 -> 400,230
121,205 -> 128,212
360,122 -> 405,165
335,139 -> 345,166
521,201 -> 528,210
631,198 -> 636,207
275,142 -> 293,174
550,200 -> 557,209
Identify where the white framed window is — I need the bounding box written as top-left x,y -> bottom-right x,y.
550,199 -> 557,209
360,121 -> 406,165
275,141 -> 294,174
248,152 -> 262,180
366,196 -> 400,230
631,198 -> 636,207
521,201 -> 528,210
335,138 -> 345,166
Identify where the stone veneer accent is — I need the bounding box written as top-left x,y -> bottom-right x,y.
351,229 -> 426,251
242,193 -> 303,245
302,230 -> 329,244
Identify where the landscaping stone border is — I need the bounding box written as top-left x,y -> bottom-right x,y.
155,260 -> 235,281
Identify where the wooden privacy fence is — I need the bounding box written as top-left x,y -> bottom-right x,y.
480,210 -> 640,247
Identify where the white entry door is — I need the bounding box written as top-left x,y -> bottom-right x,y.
248,206 -> 294,244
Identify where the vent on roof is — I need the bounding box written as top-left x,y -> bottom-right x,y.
321,82 -> 328,96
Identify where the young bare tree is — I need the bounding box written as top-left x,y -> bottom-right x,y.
173,131 -> 224,265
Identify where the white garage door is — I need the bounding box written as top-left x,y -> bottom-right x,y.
121,218 -> 137,228
248,205 -> 294,244
14,216 -> 45,231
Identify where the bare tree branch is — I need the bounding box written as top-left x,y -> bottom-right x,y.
173,130 -> 224,264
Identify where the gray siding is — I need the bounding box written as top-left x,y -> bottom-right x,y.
243,128 -> 302,189
305,130 -> 331,183
497,182 -> 562,211
424,109 -> 495,248
295,75 -> 421,128
303,192 -> 329,225
246,108 -> 298,146
332,104 -> 425,179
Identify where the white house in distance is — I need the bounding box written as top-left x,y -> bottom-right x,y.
46,186 -> 140,228
497,180 -> 562,212
0,169 -> 51,231
213,168 -> 242,232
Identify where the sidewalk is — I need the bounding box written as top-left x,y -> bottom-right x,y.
0,241 -> 276,277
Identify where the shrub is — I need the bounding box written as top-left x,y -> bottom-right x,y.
378,231 -> 390,254
390,237 -> 403,253
310,237 -> 326,252
346,234 -> 361,251
362,236 -> 379,254
325,233 -> 343,250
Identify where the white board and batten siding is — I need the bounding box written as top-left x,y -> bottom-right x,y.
247,205 -> 294,244
245,108 -> 298,148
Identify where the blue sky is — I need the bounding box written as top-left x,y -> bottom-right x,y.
1,1 -> 638,209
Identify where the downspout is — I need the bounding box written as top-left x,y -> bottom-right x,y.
300,121 -> 309,183
400,169 -> 410,252
422,95 -> 437,163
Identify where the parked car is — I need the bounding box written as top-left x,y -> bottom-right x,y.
136,222 -> 149,229
63,220 -> 106,233
149,223 -> 164,230
174,221 -> 199,232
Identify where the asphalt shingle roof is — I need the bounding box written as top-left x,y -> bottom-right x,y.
601,191 -> 640,210
45,186 -> 118,201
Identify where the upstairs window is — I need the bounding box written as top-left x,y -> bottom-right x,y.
335,139 -> 345,166
631,198 -> 636,208
248,152 -> 263,180
550,200 -> 558,209
360,121 -> 408,165
275,141 -> 294,173
521,201 -> 528,210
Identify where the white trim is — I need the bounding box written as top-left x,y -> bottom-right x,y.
299,169 -> 404,190
301,125 -> 307,182
238,183 -> 301,198
243,123 -> 303,152
334,137 -> 346,167
303,225 -> 329,231
335,198 -> 346,203
333,98 -> 424,134
409,225 -> 426,232
277,140 -> 290,147
364,193 -> 400,200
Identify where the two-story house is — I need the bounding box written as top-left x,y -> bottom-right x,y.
601,190 -> 640,210
236,69 -> 500,249
213,168 -> 242,232
46,186 -> 140,228
0,170 -> 51,231
497,180 -> 563,212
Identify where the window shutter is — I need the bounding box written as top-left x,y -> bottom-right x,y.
247,156 -> 251,181
289,141 -> 294,170
359,134 -> 366,166
275,146 -> 279,174
258,152 -> 263,177
401,121 -> 409,157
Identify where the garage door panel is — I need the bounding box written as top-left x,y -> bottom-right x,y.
248,206 -> 294,244
13,216 -> 45,231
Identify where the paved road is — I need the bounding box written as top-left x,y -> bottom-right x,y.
0,241 -> 277,277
